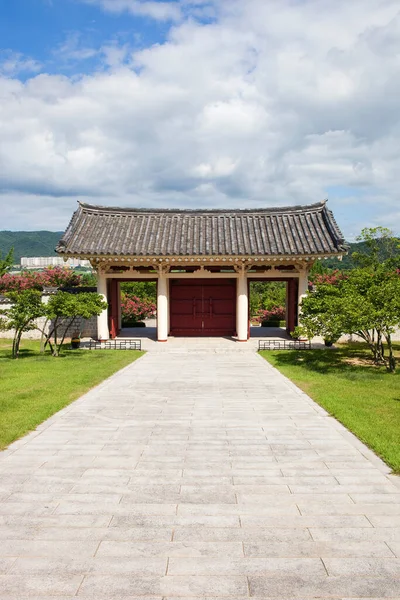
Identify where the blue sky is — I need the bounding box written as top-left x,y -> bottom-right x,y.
1,0 -> 400,238
0,0 -> 171,76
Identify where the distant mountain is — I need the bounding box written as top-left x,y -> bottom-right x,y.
324,240 -> 400,270
0,231 -> 63,263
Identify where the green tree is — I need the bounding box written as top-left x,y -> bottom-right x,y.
295,283 -> 343,345
249,281 -> 286,317
297,266 -> 400,372
0,247 -> 14,276
0,290 -> 45,358
353,227 -> 399,268
309,258 -> 331,278
43,292 -> 107,356
79,272 -> 97,287
120,281 -> 157,302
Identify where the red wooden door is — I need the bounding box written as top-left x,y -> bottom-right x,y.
108,279 -> 120,339
170,279 -> 236,336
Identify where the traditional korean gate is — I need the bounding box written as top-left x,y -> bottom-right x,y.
170,279 -> 236,336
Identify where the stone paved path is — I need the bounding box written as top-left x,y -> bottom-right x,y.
0,349 -> 399,599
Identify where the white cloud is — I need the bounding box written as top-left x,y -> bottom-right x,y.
0,51 -> 42,76
54,32 -> 98,62
81,0 -> 182,21
1,0 -> 400,235
80,0 -> 219,22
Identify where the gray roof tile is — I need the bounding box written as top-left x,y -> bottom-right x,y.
56,201 -> 347,257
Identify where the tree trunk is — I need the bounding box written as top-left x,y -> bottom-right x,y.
375,329 -> 385,364
39,318 -> 50,353
12,320 -> 31,358
357,329 -> 380,363
13,329 -> 23,359
52,320 -> 59,356
384,333 -> 396,373
57,317 -> 76,355
12,331 -> 19,359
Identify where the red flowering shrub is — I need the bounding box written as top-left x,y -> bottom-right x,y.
40,267 -> 82,288
0,267 -> 82,293
0,272 -> 39,292
257,306 -> 286,324
121,295 -> 156,322
308,269 -> 346,288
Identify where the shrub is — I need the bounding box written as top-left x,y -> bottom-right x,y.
121,295 -> 156,323
257,306 -> 286,325
0,267 -> 82,292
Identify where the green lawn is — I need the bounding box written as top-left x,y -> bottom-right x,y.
0,339 -> 143,450
260,344 -> 400,473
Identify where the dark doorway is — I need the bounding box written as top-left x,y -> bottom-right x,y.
170,279 -> 236,336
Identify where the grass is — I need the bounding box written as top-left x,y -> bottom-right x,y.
260,343 -> 400,473
0,339 -> 143,450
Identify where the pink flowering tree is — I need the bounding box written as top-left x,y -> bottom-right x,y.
121,295 -> 156,324
308,269 -> 346,288
257,306 -> 286,325
0,267 -> 81,293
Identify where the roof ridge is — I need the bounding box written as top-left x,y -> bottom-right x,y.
77,200 -> 328,216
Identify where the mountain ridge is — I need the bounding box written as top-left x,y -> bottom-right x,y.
0,231 -> 63,262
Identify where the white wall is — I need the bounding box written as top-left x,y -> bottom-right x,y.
20,257 -> 91,268
0,299 -> 98,340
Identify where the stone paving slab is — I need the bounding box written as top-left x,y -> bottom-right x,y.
0,348 -> 399,598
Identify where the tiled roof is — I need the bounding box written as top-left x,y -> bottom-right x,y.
57,201 -> 347,257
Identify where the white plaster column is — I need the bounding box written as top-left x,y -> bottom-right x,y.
236,272 -> 249,341
97,271 -> 109,340
157,274 -> 168,342
298,269 -> 309,320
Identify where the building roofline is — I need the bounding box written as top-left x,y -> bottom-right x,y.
57,199 -> 348,257
77,200 -> 328,216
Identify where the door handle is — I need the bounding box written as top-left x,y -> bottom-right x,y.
192,297 -> 196,318
209,297 -> 213,318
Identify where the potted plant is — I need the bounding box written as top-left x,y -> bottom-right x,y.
71,332 -> 81,349
323,334 -> 340,347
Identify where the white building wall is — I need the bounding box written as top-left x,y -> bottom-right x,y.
20,257 -> 91,269
0,300 -> 97,340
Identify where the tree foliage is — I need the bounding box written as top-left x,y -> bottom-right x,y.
43,292 -> 107,356
256,306 -> 286,325
1,290 -> 107,358
353,227 -> 400,269
297,267 -> 400,372
120,281 -> 157,302
249,281 -> 286,317
0,247 -> 14,277
121,295 -> 156,324
298,227 -> 400,371
322,229 -> 400,270
0,267 -> 82,292
295,283 -> 343,344
0,290 -> 45,358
